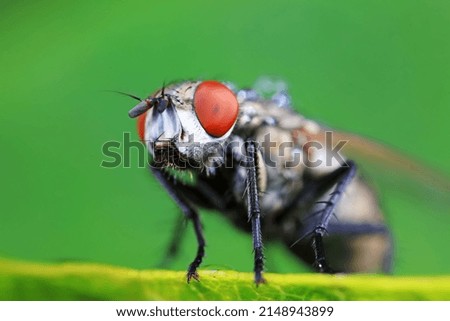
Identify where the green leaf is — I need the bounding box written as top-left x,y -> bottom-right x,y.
0,258 -> 449,300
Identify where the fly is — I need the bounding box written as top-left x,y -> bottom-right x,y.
123,79 -> 449,285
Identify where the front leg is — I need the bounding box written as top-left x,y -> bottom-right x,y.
151,165 -> 206,283
244,141 -> 265,285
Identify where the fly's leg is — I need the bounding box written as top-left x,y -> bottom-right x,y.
303,161 -> 357,273
158,215 -> 186,268
151,166 -> 205,283
186,211 -> 205,282
154,169 -> 227,271
311,232 -> 332,273
286,161 -> 392,273
245,141 -> 265,285
327,222 -> 389,235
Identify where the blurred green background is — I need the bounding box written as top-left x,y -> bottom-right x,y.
0,0 -> 449,277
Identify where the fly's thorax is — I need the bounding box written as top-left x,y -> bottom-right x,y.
234,97 -> 325,176
235,99 -> 306,134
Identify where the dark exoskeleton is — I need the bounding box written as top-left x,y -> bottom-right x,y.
126,79 -> 392,284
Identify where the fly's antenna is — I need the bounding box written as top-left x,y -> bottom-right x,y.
154,81 -> 173,113
106,90 -> 154,118
128,99 -> 154,118
108,90 -> 143,102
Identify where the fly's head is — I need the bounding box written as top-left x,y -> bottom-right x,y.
128,80 -> 239,169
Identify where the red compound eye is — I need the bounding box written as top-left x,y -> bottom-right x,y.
193,81 -> 239,137
137,111 -> 147,141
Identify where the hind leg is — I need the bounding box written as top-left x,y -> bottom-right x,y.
287,222 -> 393,273
286,161 -> 392,273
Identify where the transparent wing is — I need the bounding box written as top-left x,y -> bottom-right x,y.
309,129 -> 450,211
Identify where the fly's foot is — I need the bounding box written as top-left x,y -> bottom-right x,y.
186,246 -> 204,283
254,247 -> 266,286
187,267 -> 200,283
313,259 -> 336,274
311,232 -> 337,274
255,272 -> 266,286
